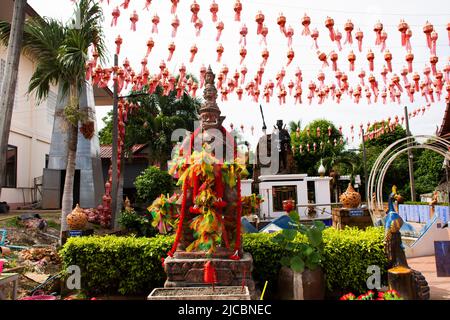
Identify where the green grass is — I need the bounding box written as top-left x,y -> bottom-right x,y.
47,220 -> 61,230
3,217 -> 22,228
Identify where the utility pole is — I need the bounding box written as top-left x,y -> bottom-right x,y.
404,106 -> 416,201
0,0 -> 26,196
111,54 -> 119,229
361,128 -> 369,203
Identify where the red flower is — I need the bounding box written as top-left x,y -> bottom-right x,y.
189,206 -> 202,214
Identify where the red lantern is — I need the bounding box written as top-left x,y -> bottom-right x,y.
311,28 -> 319,49
170,0 -> 179,14
330,51 -> 338,71
216,21 -> 224,41
335,29 -> 342,51
239,47 -> 247,64
260,25 -> 269,46
355,29 -> 363,52
301,14 -> 311,36
285,25 -> 294,47
240,66 -> 247,84
430,30 -> 438,55
194,19 -> 203,36
286,49 -> 295,66
374,20 -> 383,45
171,15 -> 180,37
146,38 -> 154,57
325,16 -> 335,41
261,48 -> 269,66
111,6 -> 120,27
344,19 -> 354,45
115,35 -> 122,55
405,51 -> 414,73
348,51 -> 356,72
152,14 -> 160,33
168,42 -> 176,61
234,0 -> 242,22
423,21 -> 434,49
239,24 -> 248,46
190,1 -> 200,23
380,31 -> 388,52
384,50 -> 393,72
210,0 -> 219,22
366,49 -> 374,72
144,0 -> 152,11
189,44 -> 198,63
129,10 -> 138,32
216,44 -> 224,62
405,28 -> 412,51
398,19 -> 409,47
430,55 -> 439,75
277,13 -> 287,34
255,11 -> 265,35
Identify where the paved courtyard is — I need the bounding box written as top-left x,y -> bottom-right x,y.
408,255 -> 450,300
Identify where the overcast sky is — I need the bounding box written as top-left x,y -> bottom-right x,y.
28,0 -> 449,149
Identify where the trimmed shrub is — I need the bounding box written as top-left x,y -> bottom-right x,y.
60,227 -> 387,296
134,166 -> 174,204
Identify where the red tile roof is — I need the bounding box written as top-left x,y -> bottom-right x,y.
100,144 -> 147,159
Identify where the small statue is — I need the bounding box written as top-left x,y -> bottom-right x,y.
429,191 -> 438,218
275,120 -> 293,174
124,197 -> 133,211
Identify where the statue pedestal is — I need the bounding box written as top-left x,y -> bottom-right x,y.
332,208 -> 372,230
164,252 -> 257,299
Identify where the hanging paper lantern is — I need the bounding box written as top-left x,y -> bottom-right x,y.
447,23 -> 450,46
239,47 -> 247,64
210,0 -> 219,22
171,15 -> 180,37
194,18 -> 203,36
380,31 -> 388,52
311,28 -> 319,49
239,24 -> 248,46
277,13 -> 287,34
260,25 -> 269,45
405,51 -> 414,73
240,66 -> 247,84
423,21 -> 434,49
189,44 -> 198,63
430,30 -> 438,55
358,69 -> 366,86
287,80 -> 294,95
285,25 -> 294,47
286,49 -> 295,66
365,49 -> 374,72
384,50 -> 393,72
317,71 -> 325,86
216,44 -> 224,62
111,6 -> 120,27
144,0 -> 152,11
261,48 -> 269,66
129,11 -> 138,32
344,19 -> 354,45
234,0 -> 242,21
301,13 -> 311,36
405,28 -> 412,51
355,29 -> 364,52
335,29 -> 342,51
216,21 -> 224,41
152,14 -> 160,33
120,0 -> 130,9
329,51 -> 338,72
348,51 -> 356,72
170,0 -> 179,14
374,20 -> 383,45
167,42 -> 176,61
398,19 -> 409,47
190,1 -> 200,23
430,55 -> 439,75
115,35 -> 122,55
255,11 -> 265,35
324,16 -> 336,41
317,51 -> 328,68
236,87 -> 243,100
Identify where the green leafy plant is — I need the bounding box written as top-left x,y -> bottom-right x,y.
340,289 -> 402,300
134,166 -> 174,204
272,210 -> 326,273
118,208 -> 157,237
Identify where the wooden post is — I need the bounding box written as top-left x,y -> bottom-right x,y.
388,266 -> 416,300
110,54 -> 119,229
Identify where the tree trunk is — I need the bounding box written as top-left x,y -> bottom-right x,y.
59,85 -> 79,244
0,0 -> 27,196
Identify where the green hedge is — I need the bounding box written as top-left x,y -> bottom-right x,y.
60,227 -> 387,296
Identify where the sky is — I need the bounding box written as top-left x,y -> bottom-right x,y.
27,0 -> 449,149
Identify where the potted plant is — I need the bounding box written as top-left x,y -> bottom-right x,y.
272,209 -> 326,300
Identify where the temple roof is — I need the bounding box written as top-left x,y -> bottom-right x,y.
437,102 -> 450,139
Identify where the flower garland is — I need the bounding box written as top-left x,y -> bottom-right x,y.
147,193 -> 179,234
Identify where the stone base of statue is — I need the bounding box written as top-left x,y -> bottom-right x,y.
164,251 -> 257,299
332,207 -> 372,230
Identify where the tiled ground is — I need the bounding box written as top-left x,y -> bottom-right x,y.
408,255 -> 450,300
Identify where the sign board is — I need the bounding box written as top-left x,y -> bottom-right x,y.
68,230 -> 83,237
349,209 -> 365,216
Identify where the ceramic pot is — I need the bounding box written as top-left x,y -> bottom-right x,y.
67,204 -> 88,230
339,183 -> 361,208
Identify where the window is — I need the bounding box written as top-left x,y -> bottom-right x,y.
47,90 -> 57,124
3,145 -> 17,188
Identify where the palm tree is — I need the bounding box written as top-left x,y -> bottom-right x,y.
0,0 -> 106,242
0,0 -> 26,196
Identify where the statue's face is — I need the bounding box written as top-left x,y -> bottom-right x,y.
201,112 -> 220,130
276,121 -> 283,130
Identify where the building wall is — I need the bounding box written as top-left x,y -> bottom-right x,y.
0,43 -> 57,208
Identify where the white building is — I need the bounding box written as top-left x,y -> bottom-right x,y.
0,1 -> 111,209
